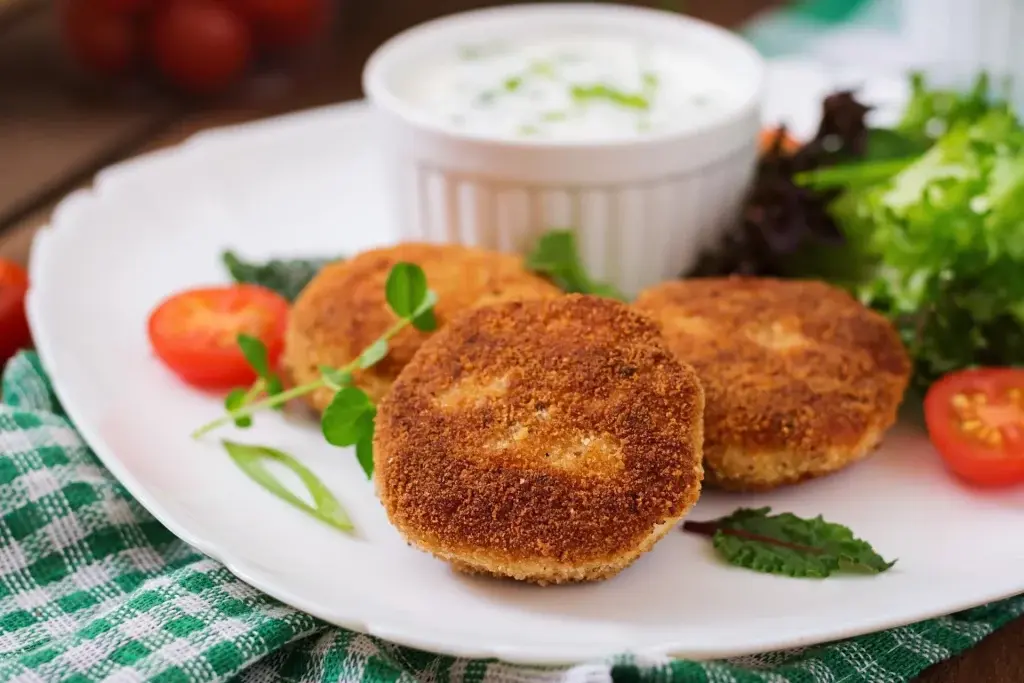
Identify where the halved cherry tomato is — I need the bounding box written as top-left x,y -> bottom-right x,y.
147,285 -> 288,389
759,127 -> 801,155
0,260 -> 31,367
924,368 -> 1024,487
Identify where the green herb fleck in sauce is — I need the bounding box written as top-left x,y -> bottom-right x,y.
570,83 -> 650,111
529,60 -> 557,78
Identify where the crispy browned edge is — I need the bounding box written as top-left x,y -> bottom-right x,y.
634,276 -> 911,492
282,243 -> 561,411
374,294 -> 705,584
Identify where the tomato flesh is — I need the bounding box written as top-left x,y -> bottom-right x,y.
924,368 -> 1024,487
0,260 -> 31,368
147,285 -> 288,389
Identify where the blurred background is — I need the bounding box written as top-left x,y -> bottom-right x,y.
0,0 -> 1003,261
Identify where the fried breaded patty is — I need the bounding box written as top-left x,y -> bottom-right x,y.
374,295 -> 705,585
283,243 -> 560,411
634,277 -> 910,492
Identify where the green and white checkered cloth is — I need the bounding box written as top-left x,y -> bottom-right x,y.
2,350 -> 1024,683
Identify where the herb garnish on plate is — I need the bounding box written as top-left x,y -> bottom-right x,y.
223,441 -> 354,532
683,507 -> 895,578
195,262 -> 438,465
222,251 -> 339,302
525,230 -> 626,300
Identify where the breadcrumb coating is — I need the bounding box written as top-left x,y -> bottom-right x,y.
283,243 -> 560,410
634,276 -> 910,491
374,295 -> 705,584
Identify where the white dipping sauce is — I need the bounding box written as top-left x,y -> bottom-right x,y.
403,34 -> 740,141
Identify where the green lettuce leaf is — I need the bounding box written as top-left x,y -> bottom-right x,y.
840,110 -> 1024,386
898,72 -> 1010,141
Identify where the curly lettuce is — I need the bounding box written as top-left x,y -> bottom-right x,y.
830,110 -> 1024,388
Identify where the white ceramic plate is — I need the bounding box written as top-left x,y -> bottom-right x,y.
26,63 -> 1024,665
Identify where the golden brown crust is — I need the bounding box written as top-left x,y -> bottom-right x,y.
374,295 -> 705,584
634,276 -> 910,491
283,243 -> 560,410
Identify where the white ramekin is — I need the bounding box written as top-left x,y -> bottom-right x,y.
363,4 -> 765,297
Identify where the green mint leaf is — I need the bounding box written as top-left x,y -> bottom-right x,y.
237,334 -> 270,377
385,262 -> 429,319
526,230 -> 627,301
320,366 -> 352,391
412,308 -> 438,332
359,339 -> 389,369
322,387 -> 376,447
265,375 -> 285,411
504,76 -> 523,92
222,251 -> 338,302
355,434 -> 375,479
222,440 -> 353,532
410,289 -> 439,332
683,507 -> 895,578
225,388 -> 253,428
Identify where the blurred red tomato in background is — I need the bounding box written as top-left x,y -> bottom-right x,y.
150,0 -> 252,94
59,0 -> 334,96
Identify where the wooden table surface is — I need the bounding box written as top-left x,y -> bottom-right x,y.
2,3 -> 1022,681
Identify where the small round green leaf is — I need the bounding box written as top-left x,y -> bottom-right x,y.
237,334 -> 270,377
385,262 -> 428,318
411,289 -> 439,332
355,433 -> 375,479
225,388 -> 253,428
412,309 -> 438,332
322,387 -> 376,447
265,375 -> 285,411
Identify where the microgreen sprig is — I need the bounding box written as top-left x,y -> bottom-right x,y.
223,334 -> 286,428
526,230 -> 626,301
191,263 -> 439,481
223,440 -> 353,532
